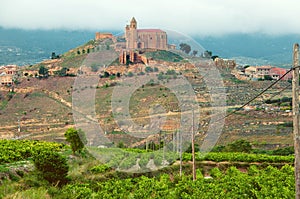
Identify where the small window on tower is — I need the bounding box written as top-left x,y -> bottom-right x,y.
150,37 -> 152,40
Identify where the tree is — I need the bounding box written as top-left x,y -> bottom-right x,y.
103,71 -> 110,78
64,128 -> 87,154
51,52 -> 60,59
32,150 -> 69,185
38,65 -> 49,78
203,50 -> 212,58
192,50 -> 198,57
179,43 -> 191,54
225,139 -> 252,153
264,75 -> 273,81
211,55 -> 219,61
56,67 -> 68,77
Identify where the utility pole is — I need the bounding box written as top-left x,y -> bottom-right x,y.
179,130 -> 182,176
192,110 -> 196,181
293,43 -> 300,199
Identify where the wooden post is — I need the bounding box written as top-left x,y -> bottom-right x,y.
179,130 -> 182,176
192,110 -> 196,181
293,43 -> 300,199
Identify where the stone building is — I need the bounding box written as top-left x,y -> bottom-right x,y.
125,17 -> 167,50
95,32 -> 113,40
0,65 -> 18,86
214,57 -> 236,69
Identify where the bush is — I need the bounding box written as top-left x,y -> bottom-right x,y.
127,72 -> 134,77
64,128 -> 87,154
145,67 -> 154,73
225,139 -> 252,153
32,151 -> 69,186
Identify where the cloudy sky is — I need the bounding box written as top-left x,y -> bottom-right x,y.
1,0 -> 300,36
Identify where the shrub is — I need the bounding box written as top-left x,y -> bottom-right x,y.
225,139 -> 252,153
64,128 -> 87,154
32,151 -> 69,185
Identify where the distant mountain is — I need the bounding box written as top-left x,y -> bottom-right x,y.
0,28 -> 96,65
0,27 -> 299,67
195,33 -> 300,67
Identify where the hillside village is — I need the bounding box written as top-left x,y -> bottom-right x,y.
0,18 -> 291,89
0,17 -> 294,147
0,16 -> 299,198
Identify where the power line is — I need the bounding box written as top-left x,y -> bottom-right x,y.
216,67 -> 296,122
266,84 -> 291,102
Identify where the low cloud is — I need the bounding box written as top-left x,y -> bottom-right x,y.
1,0 -> 300,36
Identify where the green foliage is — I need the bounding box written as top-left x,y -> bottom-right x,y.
225,139 -> 252,153
54,67 -> 69,77
127,72 -> 134,77
32,150 -> 69,185
145,66 -> 154,73
182,152 -> 294,163
264,75 -> 273,80
109,75 -> 116,80
157,70 -> 177,80
272,146 -> 294,156
51,52 -> 60,59
179,43 -> 191,54
0,140 -> 64,164
89,164 -> 110,174
38,65 -> 49,78
64,128 -> 87,154
145,50 -> 183,62
192,50 -> 198,56
54,165 -> 295,198
265,97 -> 292,105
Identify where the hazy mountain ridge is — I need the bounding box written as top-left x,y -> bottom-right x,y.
0,28 -> 299,66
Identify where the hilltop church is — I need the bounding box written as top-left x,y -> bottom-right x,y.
125,17 -> 168,50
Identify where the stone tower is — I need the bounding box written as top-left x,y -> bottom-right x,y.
126,17 -> 138,49
130,17 -> 137,29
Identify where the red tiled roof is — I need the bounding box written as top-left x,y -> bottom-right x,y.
270,67 -> 292,80
137,29 -> 165,33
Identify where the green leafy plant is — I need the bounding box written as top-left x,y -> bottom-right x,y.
64,128 -> 87,154
32,150 -> 69,185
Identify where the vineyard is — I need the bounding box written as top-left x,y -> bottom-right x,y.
55,165 -> 295,198
0,140 -> 66,164
0,140 -> 296,198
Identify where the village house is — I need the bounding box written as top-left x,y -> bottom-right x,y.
269,67 -> 292,80
243,65 -> 291,81
95,32 -> 113,40
245,66 -> 272,79
0,65 -> 18,86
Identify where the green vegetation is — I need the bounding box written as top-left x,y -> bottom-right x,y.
145,50 -> 183,62
64,128 -> 87,154
265,96 -> 292,105
183,152 -> 294,163
157,70 -> 178,80
179,43 -> 191,54
0,140 -> 65,164
9,165 -> 293,198
0,139 -> 296,198
38,65 -> 49,78
32,150 -> 69,185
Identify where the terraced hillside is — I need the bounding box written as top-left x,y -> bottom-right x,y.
0,45 -> 293,149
